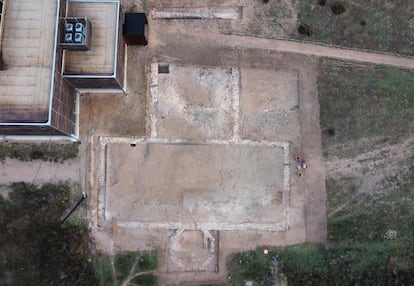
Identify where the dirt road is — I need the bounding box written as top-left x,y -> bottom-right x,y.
0,158 -> 80,185
222,35 -> 414,70
149,18 -> 414,69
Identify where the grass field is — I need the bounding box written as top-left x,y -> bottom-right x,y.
294,0 -> 414,56
0,183 -> 96,285
228,185 -> 414,285
318,59 -> 414,158
226,61 -> 414,285
0,182 -> 158,285
224,1 -> 414,56
94,251 -> 158,286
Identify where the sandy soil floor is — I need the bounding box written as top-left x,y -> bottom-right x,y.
81,3 -> 326,283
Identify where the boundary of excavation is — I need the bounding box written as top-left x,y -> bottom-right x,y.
95,136 -> 291,232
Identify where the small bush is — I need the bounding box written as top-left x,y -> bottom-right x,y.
137,251 -> 158,271
93,255 -> 115,286
130,274 -> 157,286
319,0 -> 326,6
360,19 -> 367,26
298,24 -> 313,36
114,252 -> 137,284
228,248 -> 272,285
262,0 -> 270,3
331,2 -> 346,15
30,150 -> 44,160
94,251 -> 158,286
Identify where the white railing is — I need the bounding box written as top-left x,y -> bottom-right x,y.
0,0 -> 5,54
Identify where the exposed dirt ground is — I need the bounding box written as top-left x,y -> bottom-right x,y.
0,157 -> 80,185
79,2 -> 327,284
326,135 -> 414,216
4,0 -> 414,285
5,1 -> 414,285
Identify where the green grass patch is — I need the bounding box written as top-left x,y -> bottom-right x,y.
318,59 -> 414,157
278,243 -> 392,285
92,251 -> 158,286
130,274 -> 158,285
93,255 -> 115,286
227,247 -> 273,285
326,176 -> 359,213
328,185 -> 414,243
294,0 -> 414,56
114,252 -> 137,284
228,240 -> 414,285
0,142 -> 79,162
0,182 -> 96,285
0,182 -> 158,285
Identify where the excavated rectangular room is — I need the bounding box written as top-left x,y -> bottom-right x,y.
104,142 -> 290,231
149,63 -> 238,140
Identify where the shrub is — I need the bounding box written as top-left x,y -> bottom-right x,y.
331,2 -> 346,15
298,24 -> 313,36
228,243 -> 414,285
227,248 -> 272,285
130,274 -> 157,286
319,0 -> 326,6
137,251 -> 158,271
94,251 -> 158,286
262,0 -> 270,3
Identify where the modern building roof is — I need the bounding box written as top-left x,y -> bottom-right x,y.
63,0 -> 118,75
0,0 -> 121,131
0,0 -> 57,123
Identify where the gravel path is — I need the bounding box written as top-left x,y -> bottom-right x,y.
223,35 -> 414,69
0,158 -> 81,185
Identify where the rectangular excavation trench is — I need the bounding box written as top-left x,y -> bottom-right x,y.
98,139 -> 291,231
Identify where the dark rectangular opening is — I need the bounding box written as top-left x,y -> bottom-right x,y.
158,64 -> 169,74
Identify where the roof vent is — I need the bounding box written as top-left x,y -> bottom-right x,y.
74,33 -> 84,44
66,23 -> 74,33
64,33 -> 73,43
75,23 -> 84,33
